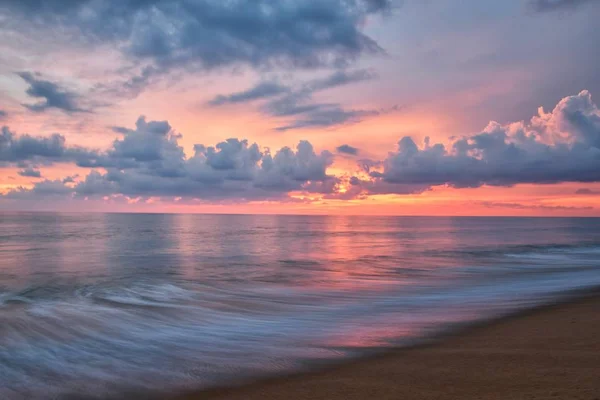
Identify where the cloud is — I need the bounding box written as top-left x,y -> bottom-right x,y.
72,136 -> 335,200
273,107 -> 383,131
266,70 -> 392,130
17,72 -> 88,113
342,175 -> 429,197
477,201 -> 594,211
529,0 -> 598,12
575,188 -> 598,194
62,175 -> 79,184
336,144 -> 359,155
2,1 -> 391,84
104,116 -> 179,167
208,69 -> 386,130
4,179 -> 74,200
2,115 -> 337,202
0,110 -> 7,119
366,90 -> 600,189
303,69 -> 378,92
17,167 -> 42,178
4,90 -> 600,204
0,126 -> 99,167
212,69 -> 376,104
207,82 -> 289,106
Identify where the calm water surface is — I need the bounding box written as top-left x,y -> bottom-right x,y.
1,213 -> 599,399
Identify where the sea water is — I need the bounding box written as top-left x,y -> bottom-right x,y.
1,213 -> 599,398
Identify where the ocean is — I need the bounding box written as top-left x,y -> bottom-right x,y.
1,213 -> 599,399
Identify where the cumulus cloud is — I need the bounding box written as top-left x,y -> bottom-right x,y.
2,0 -> 391,83
2,115 -> 337,202
364,90 -> 600,189
529,0 -> 598,12
0,110 -> 7,119
3,90 -> 600,204
0,126 -> 99,167
210,69 -> 387,130
72,136 -> 335,200
336,144 -> 360,155
18,72 -> 88,113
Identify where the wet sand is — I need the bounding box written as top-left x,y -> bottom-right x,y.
179,294 -> 600,400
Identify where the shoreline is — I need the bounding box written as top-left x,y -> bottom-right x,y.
175,291 -> 600,400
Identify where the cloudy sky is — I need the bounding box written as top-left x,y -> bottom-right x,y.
1,0 -> 599,215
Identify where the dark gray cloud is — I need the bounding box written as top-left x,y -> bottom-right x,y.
575,188 -> 598,194
206,69 -> 385,130
212,69 -> 376,104
529,0 -> 598,12
267,70 -> 390,130
0,110 -> 7,119
303,69 -> 378,92
336,144 -> 359,155
62,175 -> 78,184
367,90 -> 600,190
209,69 -> 385,130
17,72 -> 88,113
17,167 -> 42,178
2,0 -> 391,82
0,126 -> 99,167
273,106 -> 382,131
208,82 -> 289,106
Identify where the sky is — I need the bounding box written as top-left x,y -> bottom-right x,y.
1,0 -> 600,216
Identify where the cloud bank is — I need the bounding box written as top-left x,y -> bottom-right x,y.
368,90 -> 600,189
2,90 -> 600,205
2,116 -> 336,202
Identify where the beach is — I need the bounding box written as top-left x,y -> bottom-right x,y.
180,294 -> 600,400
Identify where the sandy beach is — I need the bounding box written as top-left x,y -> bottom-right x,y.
179,294 -> 600,400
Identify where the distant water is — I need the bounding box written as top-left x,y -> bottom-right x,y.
1,213 -> 599,399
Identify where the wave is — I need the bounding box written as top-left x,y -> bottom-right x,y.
2,258 -> 600,399
434,242 -> 600,257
